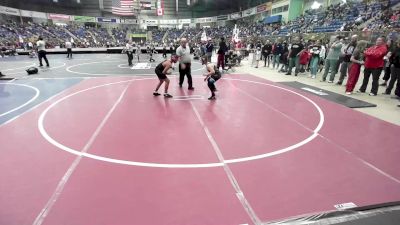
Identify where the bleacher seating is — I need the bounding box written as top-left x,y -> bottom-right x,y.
1,0 -> 400,49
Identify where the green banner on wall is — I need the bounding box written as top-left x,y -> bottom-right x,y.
73,16 -> 96,22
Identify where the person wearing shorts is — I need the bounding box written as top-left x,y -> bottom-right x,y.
202,57 -> 222,100
153,55 -> 179,98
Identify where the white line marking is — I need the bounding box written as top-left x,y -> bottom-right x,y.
228,78 -> 400,184
66,60 -> 204,76
33,80 -> 133,225
0,80 -> 81,128
232,83 -> 315,132
43,63 -> 67,70
2,63 -> 36,71
0,83 -> 40,117
38,77 -> 324,168
174,95 -> 204,98
359,160 -> 400,184
117,64 -> 132,69
6,63 -> 67,76
321,136 -> 400,184
190,101 -> 261,225
173,98 -> 205,101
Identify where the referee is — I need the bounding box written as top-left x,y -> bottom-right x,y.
176,38 -> 194,90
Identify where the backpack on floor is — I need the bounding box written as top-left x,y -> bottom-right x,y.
26,67 -> 38,75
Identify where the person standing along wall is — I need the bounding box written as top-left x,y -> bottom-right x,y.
384,40 -> 400,95
337,35 -> 358,85
309,40 -> 322,79
272,39 -> 283,70
286,37 -> 304,76
321,36 -> 343,82
345,40 -> 368,94
262,40 -> 273,67
65,40 -> 73,59
206,39 -> 214,63
126,40 -> 134,66
359,37 -> 388,96
217,37 -> 228,70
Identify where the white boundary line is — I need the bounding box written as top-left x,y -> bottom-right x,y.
173,97 -> 206,101
190,100 -> 261,225
319,134 -> 400,184
2,62 -> 36,71
40,62 -> 67,71
66,60 -> 205,76
38,77 -> 324,168
228,78 -> 400,185
0,83 -> 40,117
5,62 -> 67,76
33,80 -> 134,225
0,78 -> 83,128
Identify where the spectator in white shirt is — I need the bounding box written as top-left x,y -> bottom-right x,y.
65,40 -> 73,59
36,36 -> 49,67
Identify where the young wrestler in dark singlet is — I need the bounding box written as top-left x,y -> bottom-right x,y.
202,57 -> 222,100
154,55 -> 179,98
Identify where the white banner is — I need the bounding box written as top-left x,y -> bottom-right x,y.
48,13 -> 71,21
145,19 -> 158,25
123,19 -> 139,24
242,7 -> 256,17
0,6 -> 20,16
229,12 -> 242,20
194,17 -> 216,23
178,19 -> 191,24
159,19 -> 177,24
20,10 -> 47,19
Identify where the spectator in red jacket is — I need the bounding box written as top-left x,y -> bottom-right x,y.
358,37 -> 388,96
299,48 -> 311,73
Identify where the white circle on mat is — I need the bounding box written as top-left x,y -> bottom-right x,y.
66,61 -> 204,76
38,77 -> 324,168
0,83 -> 40,117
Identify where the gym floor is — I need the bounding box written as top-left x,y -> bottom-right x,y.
0,53 -> 399,225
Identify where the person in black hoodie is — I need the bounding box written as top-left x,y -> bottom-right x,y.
262,40 -> 273,67
279,41 -> 289,73
272,39 -> 283,70
384,40 -> 400,95
205,39 -> 214,63
217,37 -> 228,70
162,44 -> 167,58
381,39 -> 395,86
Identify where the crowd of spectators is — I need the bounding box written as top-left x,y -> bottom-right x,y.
1,0 -> 400,51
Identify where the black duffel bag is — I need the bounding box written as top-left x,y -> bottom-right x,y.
26,67 -> 38,75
